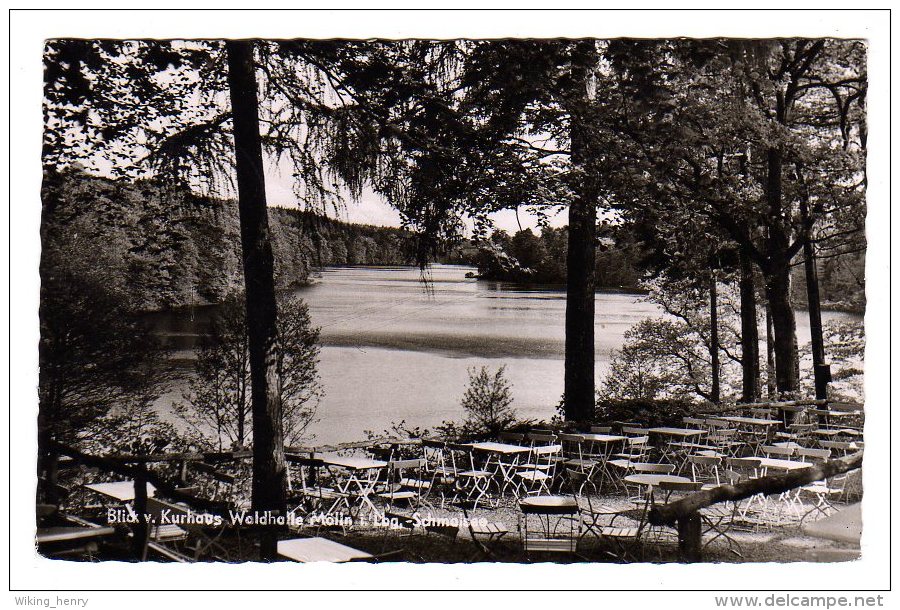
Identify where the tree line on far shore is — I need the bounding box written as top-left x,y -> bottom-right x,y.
41,168 -> 421,312
466,226 -> 864,312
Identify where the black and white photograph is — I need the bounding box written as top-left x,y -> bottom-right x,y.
8,6 -> 893,598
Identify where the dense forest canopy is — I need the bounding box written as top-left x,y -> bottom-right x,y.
41,168 -> 421,311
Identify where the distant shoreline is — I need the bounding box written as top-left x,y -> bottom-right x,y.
141,263 -> 863,318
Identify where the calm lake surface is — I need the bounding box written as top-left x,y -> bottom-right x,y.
151,264 -> 855,445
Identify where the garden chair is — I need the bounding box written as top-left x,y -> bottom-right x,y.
145,497 -> 239,561
498,431 -> 527,445
776,423 -> 816,445
758,445 -> 809,515
567,467 -> 648,562
447,443 -> 493,510
657,480 -> 702,501
761,445 -> 796,460
795,447 -> 847,522
706,428 -> 743,457
521,433 -> 563,468
558,432 -> 585,460
810,408 -> 834,427
518,495 -> 581,558
376,459 -> 431,508
421,439 -> 458,508
558,433 -> 598,492
141,497 -> 189,561
723,457 -> 771,527
564,469 -> 628,540
608,435 -> 651,487
516,444 -> 562,496
189,461 -> 238,503
612,435 -> 650,463
461,505 -> 509,560
590,425 -> 612,434
289,455 -> 348,521
687,454 -> 722,488
702,418 -> 732,436
526,431 -> 558,447
650,480 -> 703,545
660,479 -> 743,557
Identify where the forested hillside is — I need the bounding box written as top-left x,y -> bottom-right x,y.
40,169 -> 417,311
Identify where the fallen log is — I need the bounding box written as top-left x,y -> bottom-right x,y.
649,451 -> 863,527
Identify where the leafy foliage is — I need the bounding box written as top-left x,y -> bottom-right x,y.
475,226 -> 646,289
599,277 -> 747,404
458,366 -> 518,437
38,224 -> 170,450
175,293 -> 323,449
593,398 -> 702,429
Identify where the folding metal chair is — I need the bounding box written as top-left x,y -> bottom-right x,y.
376,459 -> 431,508
516,444 -> 562,496
447,444 -> 493,510
421,439 -> 458,508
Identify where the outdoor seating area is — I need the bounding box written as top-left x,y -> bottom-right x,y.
37,399 -> 863,564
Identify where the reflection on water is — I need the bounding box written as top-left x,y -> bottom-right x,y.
149,264 -> 855,445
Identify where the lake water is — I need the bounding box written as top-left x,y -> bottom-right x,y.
151,264 -> 856,445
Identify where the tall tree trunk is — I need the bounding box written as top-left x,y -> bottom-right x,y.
226,40 -> 287,561
564,40 -> 599,423
764,145 -> 801,406
765,304 -> 777,399
764,256 -> 801,403
739,250 -> 760,402
800,197 -> 829,400
709,275 -> 720,404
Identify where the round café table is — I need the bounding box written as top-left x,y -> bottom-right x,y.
518,495 -> 580,554
623,474 -> 692,504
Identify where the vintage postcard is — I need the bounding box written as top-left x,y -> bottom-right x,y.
8,6 -> 891,600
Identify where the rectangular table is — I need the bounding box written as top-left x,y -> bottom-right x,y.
37,526 -> 117,544
715,416 -> 780,427
317,453 -> 387,519
277,537 -> 373,563
469,442 -> 531,455
470,442 -> 533,498
755,457 -> 813,471
648,427 -> 706,438
84,481 -> 157,502
579,433 -> 627,443
572,434 -> 627,489
648,428 -> 708,469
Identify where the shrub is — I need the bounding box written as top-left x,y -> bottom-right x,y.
459,365 -> 518,437
593,397 -> 701,429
